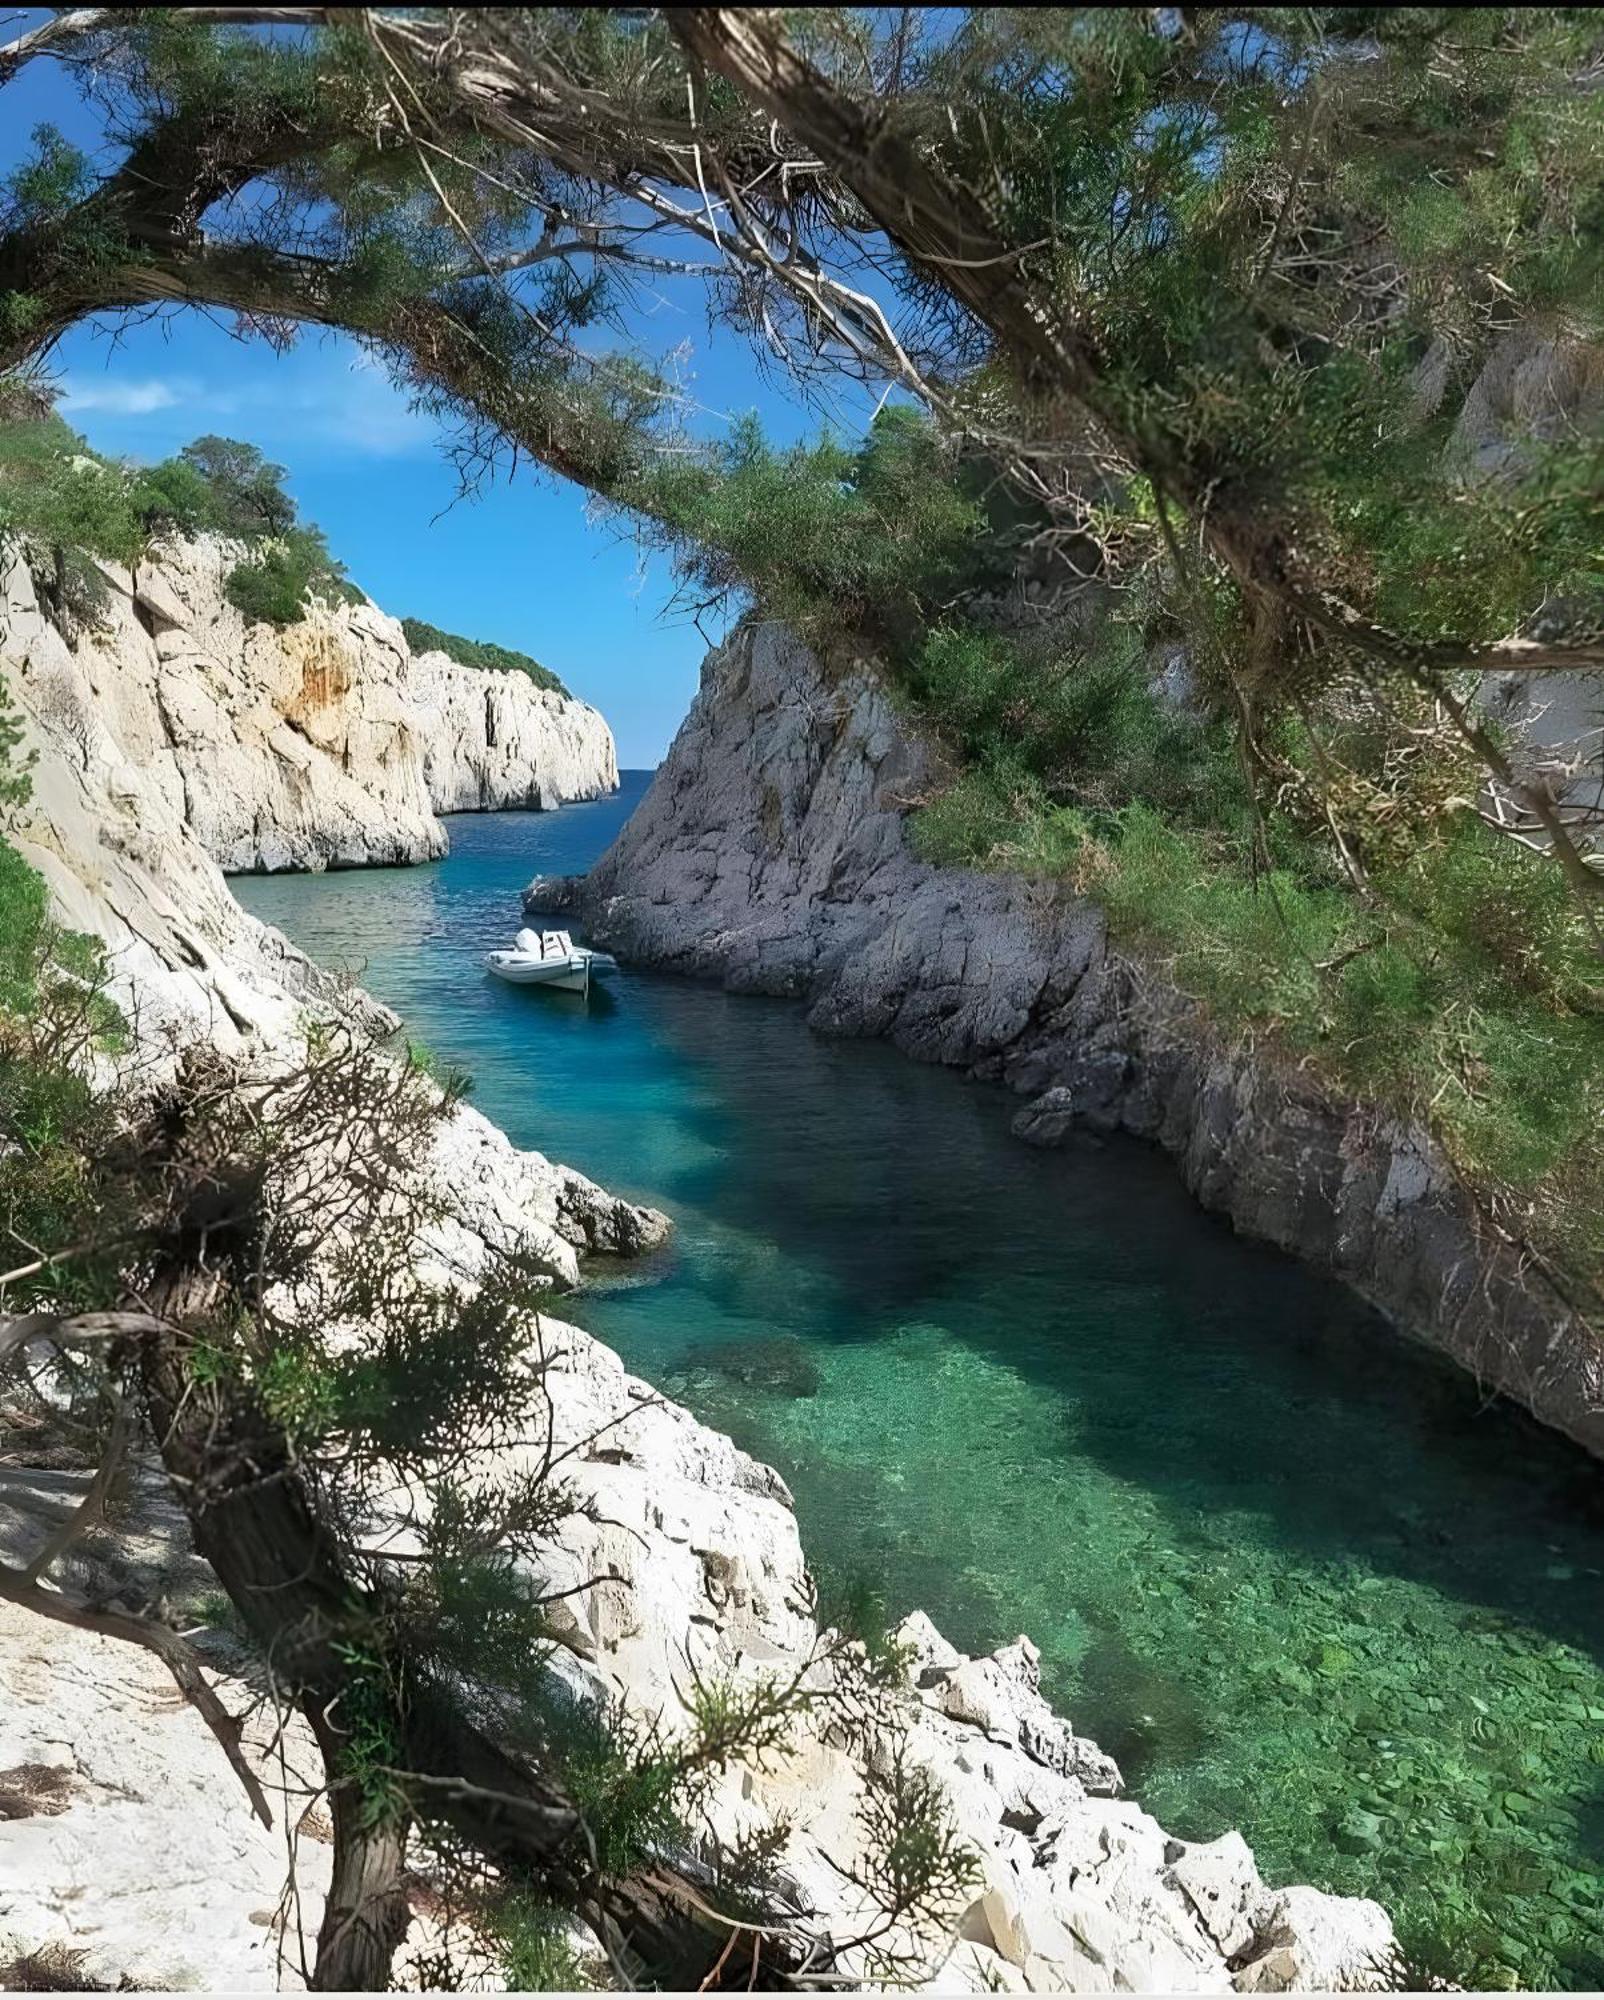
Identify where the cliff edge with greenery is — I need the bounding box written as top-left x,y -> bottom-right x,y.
401,616 -> 569,698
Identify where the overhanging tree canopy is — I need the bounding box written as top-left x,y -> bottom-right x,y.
3,5 -> 1601,893
5,2 -> 1604,1321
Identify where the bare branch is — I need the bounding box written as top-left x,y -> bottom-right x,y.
0,1561 -> 274,1829
0,1310 -> 171,1367
21,1396 -> 132,1585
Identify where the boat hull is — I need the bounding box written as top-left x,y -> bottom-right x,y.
485,952 -> 592,992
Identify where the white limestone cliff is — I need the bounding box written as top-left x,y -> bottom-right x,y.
410,645 -> 617,811
1,541 -> 344,1057
1,533 -> 616,882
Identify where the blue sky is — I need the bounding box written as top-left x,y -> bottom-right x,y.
0,15 -> 888,765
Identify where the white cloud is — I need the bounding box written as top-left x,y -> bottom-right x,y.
57,338 -> 437,463
306,356 -> 433,457
60,377 -> 185,417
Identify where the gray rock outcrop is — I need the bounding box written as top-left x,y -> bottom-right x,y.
532,619 -> 1604,1460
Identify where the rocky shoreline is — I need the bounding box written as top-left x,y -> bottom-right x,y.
0,1017 -> 1399,1992
1,564 -> 1399,1988
529,620 -> 1604,1464
0,1086 -> 1398,1992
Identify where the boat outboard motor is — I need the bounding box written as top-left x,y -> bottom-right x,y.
514,926 -> 544,957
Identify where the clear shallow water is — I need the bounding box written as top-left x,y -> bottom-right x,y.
236,778 -> 1604,1989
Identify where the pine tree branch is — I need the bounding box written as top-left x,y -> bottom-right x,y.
0,1560 -> 275,1830
20,1395 -> 131,1585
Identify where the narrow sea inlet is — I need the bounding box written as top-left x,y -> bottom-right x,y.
236,781 -> 1604,1992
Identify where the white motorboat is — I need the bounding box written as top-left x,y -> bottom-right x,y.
484,927 -> 617,996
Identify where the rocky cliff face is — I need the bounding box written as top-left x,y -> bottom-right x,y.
533,620 -> 1604,1463
410,646 -> 617,811
1,543 -> 350,1058
1,533 -> 616,880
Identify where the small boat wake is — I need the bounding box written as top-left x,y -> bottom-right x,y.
485,926 -> 618,998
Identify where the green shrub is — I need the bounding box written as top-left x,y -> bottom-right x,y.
0,831 -> 50,1019
0,394 -> 359,628
631,404 -> 995,653
0,410 -> 146,569
177,435 -> 297,538
910,765 -> 1054,869
543,1687 -> 687,1879
0,683 -> 134,1317
494,1894 -> 592,1992
902,623 -> 1240,824
400,617 -> 568,696
132,455 -> 218,538
225,528 -> 358,628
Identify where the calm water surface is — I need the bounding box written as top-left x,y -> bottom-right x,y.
236,775 -> 1604,1988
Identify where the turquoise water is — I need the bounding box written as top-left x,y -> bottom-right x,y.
235,778 -> 1604,1989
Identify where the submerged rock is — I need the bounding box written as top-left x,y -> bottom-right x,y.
680,1331 -> 823,1398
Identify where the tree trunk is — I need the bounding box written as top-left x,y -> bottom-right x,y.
133,1258 -> 804,1989
309,1723 -> 414,1994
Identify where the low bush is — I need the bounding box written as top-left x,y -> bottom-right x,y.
223,526 -> 358,626
400,617 -> 568,696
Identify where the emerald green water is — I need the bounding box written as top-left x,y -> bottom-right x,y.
235,781 -> 1604,1990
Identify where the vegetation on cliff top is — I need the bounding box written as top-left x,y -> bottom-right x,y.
0,396 -> 356,625
401,615 -> 569,697
0,406 -> 573,686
